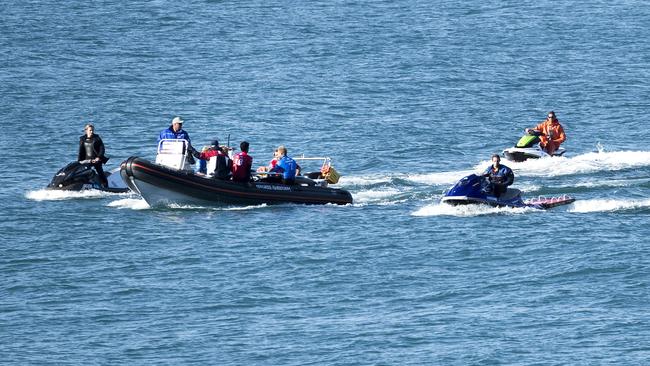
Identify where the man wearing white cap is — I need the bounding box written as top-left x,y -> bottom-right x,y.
158,116 -> 196,162
158,116 -> 192,143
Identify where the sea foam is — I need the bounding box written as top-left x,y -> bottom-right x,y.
568,198 -> 650,213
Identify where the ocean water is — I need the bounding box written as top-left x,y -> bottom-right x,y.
2,1 -> 650,364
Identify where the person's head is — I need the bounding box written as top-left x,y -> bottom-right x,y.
547,111 -> 556,122
171,116 -> 183,132
491,154 -> 501,167
84,123 -> 95,137
277,145 -> 287,156
240,141 -> 249,153
211,139 -> 219,151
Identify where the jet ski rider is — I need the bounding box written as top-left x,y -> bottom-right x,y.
78,123 -> 109,188
482,154 -> 514,197
525,111 -> 566,155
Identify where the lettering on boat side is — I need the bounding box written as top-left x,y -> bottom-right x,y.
256,184 -> 292,191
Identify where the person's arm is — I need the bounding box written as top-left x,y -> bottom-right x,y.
95,135 -> 106,159
503,168 -> 514,186
246,156 -> 253,178
269,162 -> 280,173
526,121 -> 544,134
554,125 -> 566,144
96,136 -> 109,163
78,137 -> 84,162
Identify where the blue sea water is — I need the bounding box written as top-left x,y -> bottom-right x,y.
2,1 -> 650,364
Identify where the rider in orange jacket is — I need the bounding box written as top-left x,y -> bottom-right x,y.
525,111 -> 566,155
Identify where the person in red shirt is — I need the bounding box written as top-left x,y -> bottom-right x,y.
193,140 -> 232,179
525,111 -> 566,155
256,148 -> 279,172
232,141 -> 253,182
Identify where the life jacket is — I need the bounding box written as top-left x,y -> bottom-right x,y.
484,165 -> 514,186
208,153 -> 232,179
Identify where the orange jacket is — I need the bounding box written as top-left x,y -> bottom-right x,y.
534,119 -> 566,145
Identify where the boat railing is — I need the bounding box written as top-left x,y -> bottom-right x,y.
294,155 -> 340,184
156,139 -> 193,171
251,155 -> 341,186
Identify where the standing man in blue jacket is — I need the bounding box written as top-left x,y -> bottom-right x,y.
158,116 -> 195,161
159,116 -> 191,143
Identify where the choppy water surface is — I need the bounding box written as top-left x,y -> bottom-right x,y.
2,1 -> 650,364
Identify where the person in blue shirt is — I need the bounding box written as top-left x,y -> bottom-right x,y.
159,116 -> 191,143
158,116 -> 195,163
269,145 -> 301,184
482,154 -> 514,197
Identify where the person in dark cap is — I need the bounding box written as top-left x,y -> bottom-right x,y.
192,139 -> 232,179
481,154 -> 514,197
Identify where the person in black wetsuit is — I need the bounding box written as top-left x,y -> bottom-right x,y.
78,123 -> 109,188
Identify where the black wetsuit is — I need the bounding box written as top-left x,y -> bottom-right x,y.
78,134 -> 108,187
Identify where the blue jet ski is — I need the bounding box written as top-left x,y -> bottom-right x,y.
441,174 -> 575,209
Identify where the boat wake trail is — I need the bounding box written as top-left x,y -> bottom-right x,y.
106,197 -> 271,211
25,189 -> 128,201
412,203 -> 537,217
477,150 -> 650,178
568,198 -> 650,213
107,198 -> 151,210
352,187 -> 408,206
345,150 -> 650,192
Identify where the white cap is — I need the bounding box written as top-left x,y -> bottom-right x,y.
171,116 -> 184,124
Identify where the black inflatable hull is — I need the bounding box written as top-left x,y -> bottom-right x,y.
120,156 -> 353,207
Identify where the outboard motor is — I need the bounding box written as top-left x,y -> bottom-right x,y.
47,162 -> 101,190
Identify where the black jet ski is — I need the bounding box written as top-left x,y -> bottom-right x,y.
441,174 -> 575,209
47,161 -> 130,193
503,131 -> 566,162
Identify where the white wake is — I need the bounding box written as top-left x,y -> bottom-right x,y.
26,189 -> 127,201
412,203 -> 537,217
568,198 -> 650,213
